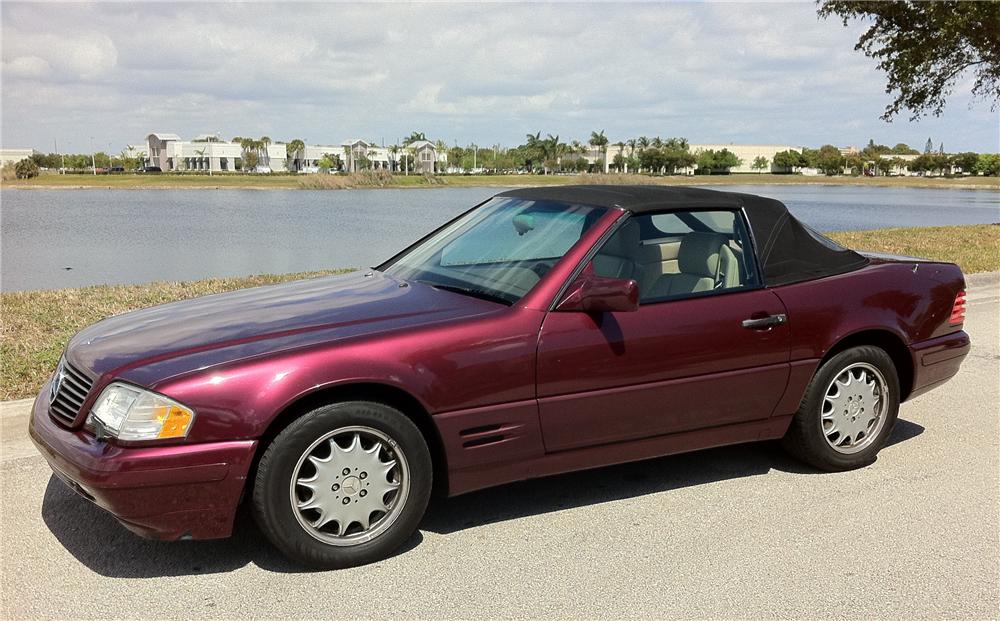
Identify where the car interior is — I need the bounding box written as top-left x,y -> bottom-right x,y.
593,210 -> 753,303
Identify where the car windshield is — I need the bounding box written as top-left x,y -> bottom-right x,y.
382,197 -> 605,305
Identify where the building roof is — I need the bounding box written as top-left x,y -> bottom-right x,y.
147,132 -> 182,141
406,140 -> 435,149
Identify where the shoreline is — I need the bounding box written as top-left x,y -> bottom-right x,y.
4,173 -> 999,192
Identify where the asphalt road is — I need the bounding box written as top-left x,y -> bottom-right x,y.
2,273 -> 997,620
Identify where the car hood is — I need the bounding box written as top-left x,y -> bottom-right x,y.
67,271 -> 502,378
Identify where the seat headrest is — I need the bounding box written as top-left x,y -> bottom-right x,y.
678,232 -> 727,277
602,220 -> 641,257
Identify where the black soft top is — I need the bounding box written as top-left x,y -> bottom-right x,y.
497,185 -> 868,287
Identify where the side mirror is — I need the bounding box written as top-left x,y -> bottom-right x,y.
556,273 -> 640,313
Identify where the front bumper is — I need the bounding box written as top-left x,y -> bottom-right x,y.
29,381 -> 257,540
908,329 -> 971,400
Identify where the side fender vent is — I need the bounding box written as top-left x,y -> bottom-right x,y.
458,422 -> 521,449
462,434 -> 506,448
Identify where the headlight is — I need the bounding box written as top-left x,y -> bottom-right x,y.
87,382 -> 195,441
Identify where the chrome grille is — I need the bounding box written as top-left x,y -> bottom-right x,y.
48,360 -> 95,427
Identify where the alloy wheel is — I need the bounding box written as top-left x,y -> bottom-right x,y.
289,425 -> 409,546
820,362 -> 889,455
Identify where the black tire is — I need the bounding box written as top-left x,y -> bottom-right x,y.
252,401 -> 432,569
782,345 -> 900,471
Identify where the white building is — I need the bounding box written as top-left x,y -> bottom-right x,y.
687,144 -> 803,173
144,133 -> 345,172
341,139 -> 446,174
0,148 -> 39,168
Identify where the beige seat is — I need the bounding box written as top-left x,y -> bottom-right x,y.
648,232 -> 739,298
593,221 -> 643,281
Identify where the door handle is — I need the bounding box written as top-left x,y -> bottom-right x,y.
742,313 -> 787,329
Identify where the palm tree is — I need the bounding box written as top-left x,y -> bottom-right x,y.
194,146 -> 211,175
240,138 -> 262,172
589,130 -> 609,172
524,132 -> 542,172
405,131 -> 426,144
286,139 -> 305,172
259,136 -> 272,168
343,145 -> 353,172
389,144 -> 400,173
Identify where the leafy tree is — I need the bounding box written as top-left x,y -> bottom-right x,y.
844,153 -> 865,175
696,149 -> 742,174
975,153 -> 1000,176
638,147 -> 667,174
405,131 -> 427,144
797,148 -> 818,169
924,137 -> 934,153
816,145 -> 846,175
751,156 -> 770,173
772,149 -> 804,172
662,147 -> 695,174
449,146 -> 466,171
14,158 -> 40,179
891,143 -> 919,155
612,153 -> 626,172
862,139 -> 892,158
818,1 -> 1000,120
950,152 -> 979,174
889,156 -> 909,174
910,152 -> 951,175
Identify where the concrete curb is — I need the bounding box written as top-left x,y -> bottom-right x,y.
2,270 -> 997,416
1,398 -> 35,417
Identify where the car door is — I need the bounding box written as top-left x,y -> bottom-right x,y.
535,209 -> 791,452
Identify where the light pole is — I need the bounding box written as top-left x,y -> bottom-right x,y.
90,137 -> 96,175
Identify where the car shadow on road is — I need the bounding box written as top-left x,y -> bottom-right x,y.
40,418 -> 923,578
422,417 -> 925,534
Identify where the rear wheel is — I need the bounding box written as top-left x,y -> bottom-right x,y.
253,401 -> 432,568
782,345 -> 900,471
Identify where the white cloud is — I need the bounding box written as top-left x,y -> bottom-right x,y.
1,1 -> 996,152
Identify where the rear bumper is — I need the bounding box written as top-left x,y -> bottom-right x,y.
907,330 -> 971,400
29,383 -> 257,540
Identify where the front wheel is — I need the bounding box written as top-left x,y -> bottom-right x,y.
782,345 -> 900,471
252,401 -> 432,568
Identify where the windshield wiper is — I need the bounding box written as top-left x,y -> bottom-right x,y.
416,281 -> 511,305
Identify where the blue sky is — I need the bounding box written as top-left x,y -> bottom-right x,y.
2,1 -> 998,153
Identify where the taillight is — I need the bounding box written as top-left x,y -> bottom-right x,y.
949,290 -> 966,325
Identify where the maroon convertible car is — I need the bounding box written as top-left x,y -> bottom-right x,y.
31,186 -> 970,568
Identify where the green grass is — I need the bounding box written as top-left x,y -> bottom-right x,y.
2,224 -> 998,402
0,270 -> 351,401
4,171 -> 998,190
827,224 -> 1000,275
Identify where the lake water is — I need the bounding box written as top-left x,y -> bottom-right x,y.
2,185 -> 998,291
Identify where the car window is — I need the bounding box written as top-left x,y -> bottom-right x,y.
648,211 -> 734,236
384,198 -> 604,305
441,208 -> 590,266
592,209 -> 758,304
